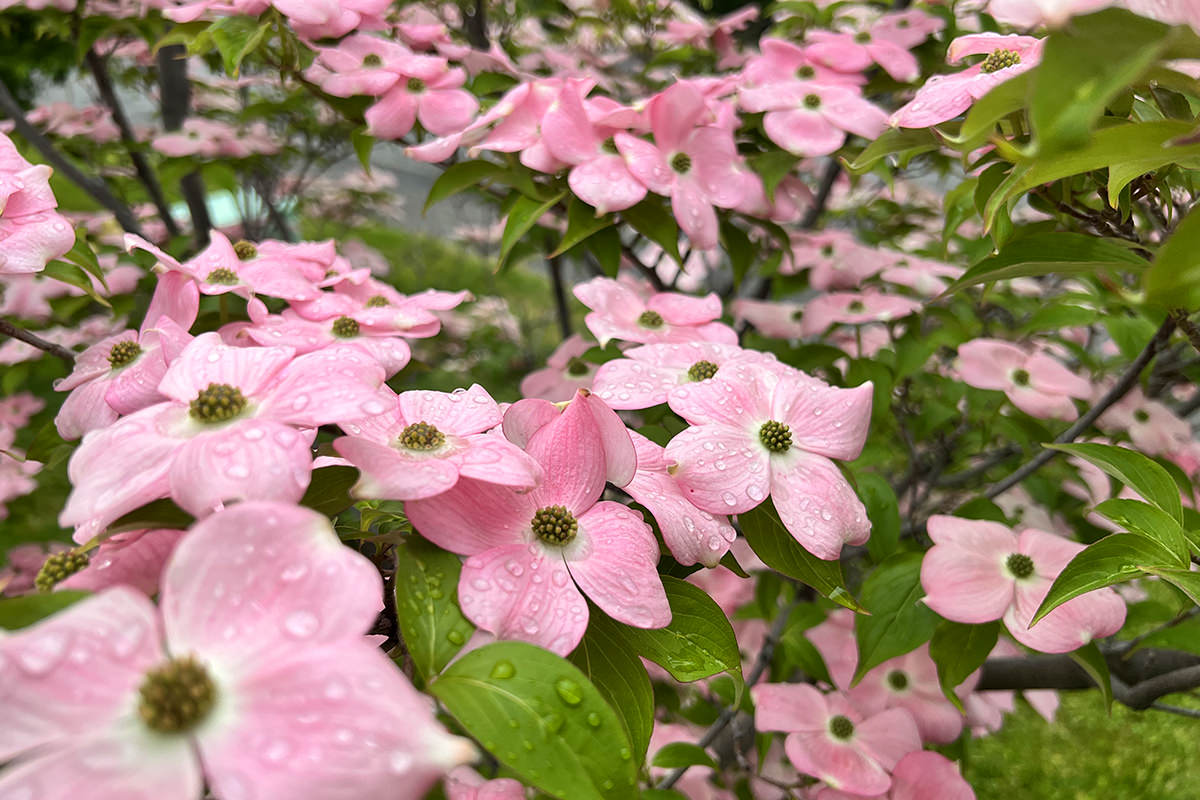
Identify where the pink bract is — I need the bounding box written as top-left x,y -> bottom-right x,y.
573,276 -> 737,347
0,132 -> 75,275
0,503 -> 475,799
957,338 -> 1092,420
591,341 -> 763,410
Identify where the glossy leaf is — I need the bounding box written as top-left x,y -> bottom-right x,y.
551,195 -> 613,257
852,552 -> 939,684
1048,442 -> 1183,523
842,127 -> 940,174
943,71 -> 1031,150
300,465 -> 358,517
1143,567 -> 1200,606
108,497 -> 195,534
739,500 -> 864,612
1069,640 -> 1113,712
569,611 -> 655,765
942,233 -> 1145,294
42,259 -> 110,307
1144,203 -> 1200,311
393,536 -> 474,684
621,199 -> 681,264
431,641 -> 637,800
1092,499 -> 1189,566
857,472 -> 900,562
651,742 -> 717,770
929,620 -> 1000,711
0,591 -> 90,630
424,160 -> 510,212
499,191 -> 566,267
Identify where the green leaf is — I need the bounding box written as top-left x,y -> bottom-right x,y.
1092,499 -> 1189,565
1047,442 -> 1183,523
1144,203 -> 1200,311
351,129 -> 374,173
61,229 -> 107,290
720,219 -> 755,285
642,791 -> 689,800
587,227 -> 622,275
929,621 -> 1000,711
613,576 -> 742,688
569,612 -> 654,765
208,16 -> 269,76
942,232 -> 1145,294
1031,9 -> 1170,154
392,536 -> 474,684
0,591 -> 90,630
621,199 -> 681,264
842,127 -> 940,174
1031,533 -> 1177,625
551,196 -> 613,257
857,472 -> 900,562
108,498 -> 195,534
943,71 -> 1031,149
852,553 -> 940,684
300,466 -> 358,517
747,150 -> 799,201
719,549 -> 751,579
424,161 -> 510,212
499,191 -> 566,268
1143,567 -> 1200,606
651,742 -> 717,771
739,501 -> 864,612
1069,640 -> 1113,712
431,641 -> 637,800
42,260 -> 110,307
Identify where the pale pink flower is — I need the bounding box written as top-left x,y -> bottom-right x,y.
615,82 -> 745,250
807,608 -> 859,689
743,39 -> 868,88
847,645 -> 966,744
783,230 -> 886,283
956,338 -> 1091,420
1097,386 -> 1192,456
800,290 -> 922,336
0,503 -> 475,799
0,133 -> 75,275
58,529 -> 186,596
444,767 -> 526,800
592,341 -> 764,410
891,34 -> 1044,128
871,10 -> 947,49
805,28 -> 921,82
59,333 -> 392,541
573,276 -> 737,347
740,81 -> 888,157
666,360 -> 873,559
731,298 -> 805,339
519,333 -> 597,402
920,515 -> 1127,653
752,682 -> 922,796
333,384 -> 541,500
406,392 -> 669,655
879,255 -> 964,296
816,751 -> 976,800
239,310 -> 413,378
990,0 -> 1113,28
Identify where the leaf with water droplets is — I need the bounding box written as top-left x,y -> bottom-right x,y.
393,536 -> 475,686
432,641 -> 637,800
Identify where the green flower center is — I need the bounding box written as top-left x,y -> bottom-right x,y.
362,53 -> 383,67
829,714 -> 855,740
804,93 -> 822,109
670,152 -> 692,174
847,300 -> 866,313
759,420 -> 793,453
980,49 -> 1021,73
407,77 -> 426,92
189,383 -> 247,424
532,505 -> 578,546
366,295 -> 390,308
566,357 -> 590,377
108,340 -> 142,368
205,267 -> 239,285
331,316 -> 359,338
138,655 -> 217,734
1006,552 -> 1035,579
1133,409 -> 1150,423
687,360 -> 720,381
887,669 -> 909,691
399,421 -> 445,450
232,240 -> 257,261
854,31 -> 871,43
897,18 -> 911,28
34,551 -> 89,592
796,65 -> 815,79
820,244 -> 834,257
1012,368 -> 1031,386
638,310 -> 665,329
601,136 -> 619,154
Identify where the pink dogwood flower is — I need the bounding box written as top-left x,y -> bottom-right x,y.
60,333 -> 392,540
847,645 -> 966,744
752,682 -> 922,796
365,62 -> 479,139
573,276 -> 737,347
920,515 -> 1127,653
0,502 -> 475,799
816,751 -> 976,800
740,81 -> 888,158
57,528 -> 186,597
592,341 -> 764,410
891,34 -> 1044,128
731,298 -> 805,339
308,35 -> 444,97
445,767 -> 526,800
0,132 -> 75,275
989,0 -> 1112,28
666,360 -> 873,559
615,82 -> 745,250
1097,386 -> 1192,456
800,290 -> 922,336
406,392 -> 670,655
871,9 -> 947,49
805,27 -> 921,82
239,310 -> 413,378
519,334 -> 597,402
956,338 -> 1092,420
743,38 -> 868,88
333,384 -> 541,500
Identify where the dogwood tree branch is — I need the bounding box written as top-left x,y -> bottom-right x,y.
0,319 -> 75,364
984,314 -> 1178,499
157,44 -> 213,249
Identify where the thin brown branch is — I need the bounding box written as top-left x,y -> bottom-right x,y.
0,319 -> 75,364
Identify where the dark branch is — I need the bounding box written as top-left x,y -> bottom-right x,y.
0,319 -> 75,364
157,45 -> 212,248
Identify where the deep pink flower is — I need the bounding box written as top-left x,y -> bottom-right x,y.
752,683 -> 922,796
592,341 -> 764,410
0,503 -> 474,799
520,333 -> 596,401
365,62 -> 479,139
731,298 -> 805,339
847,645 -> 965,744
800,290 -> 922,336
920,515 -> 1127,653
239,310 -> 412,378
740,80 -> 888,158
891,34 -> 1044,128
615,82 -> 746,250
573,276 -> 737,347
406,392 -> 669,655
743,39 -> 867,88
626,431 -> 736,567
308,35 -> 443,98
956,338 -> 1091,420
805,28 -> 920,82
59,333 -> 391,541
0,133 -> 75,275
333,384 -> 541,500
666,360 -> 873,559
788,231 -> 899,288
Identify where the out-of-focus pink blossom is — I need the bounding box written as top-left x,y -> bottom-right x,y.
444,767 -> 526,800
520,334 -> 596,402
957,338 -> 1091,420
573,276 -> 737,347
800,290 -> 922,336
0,133 -> 75,275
